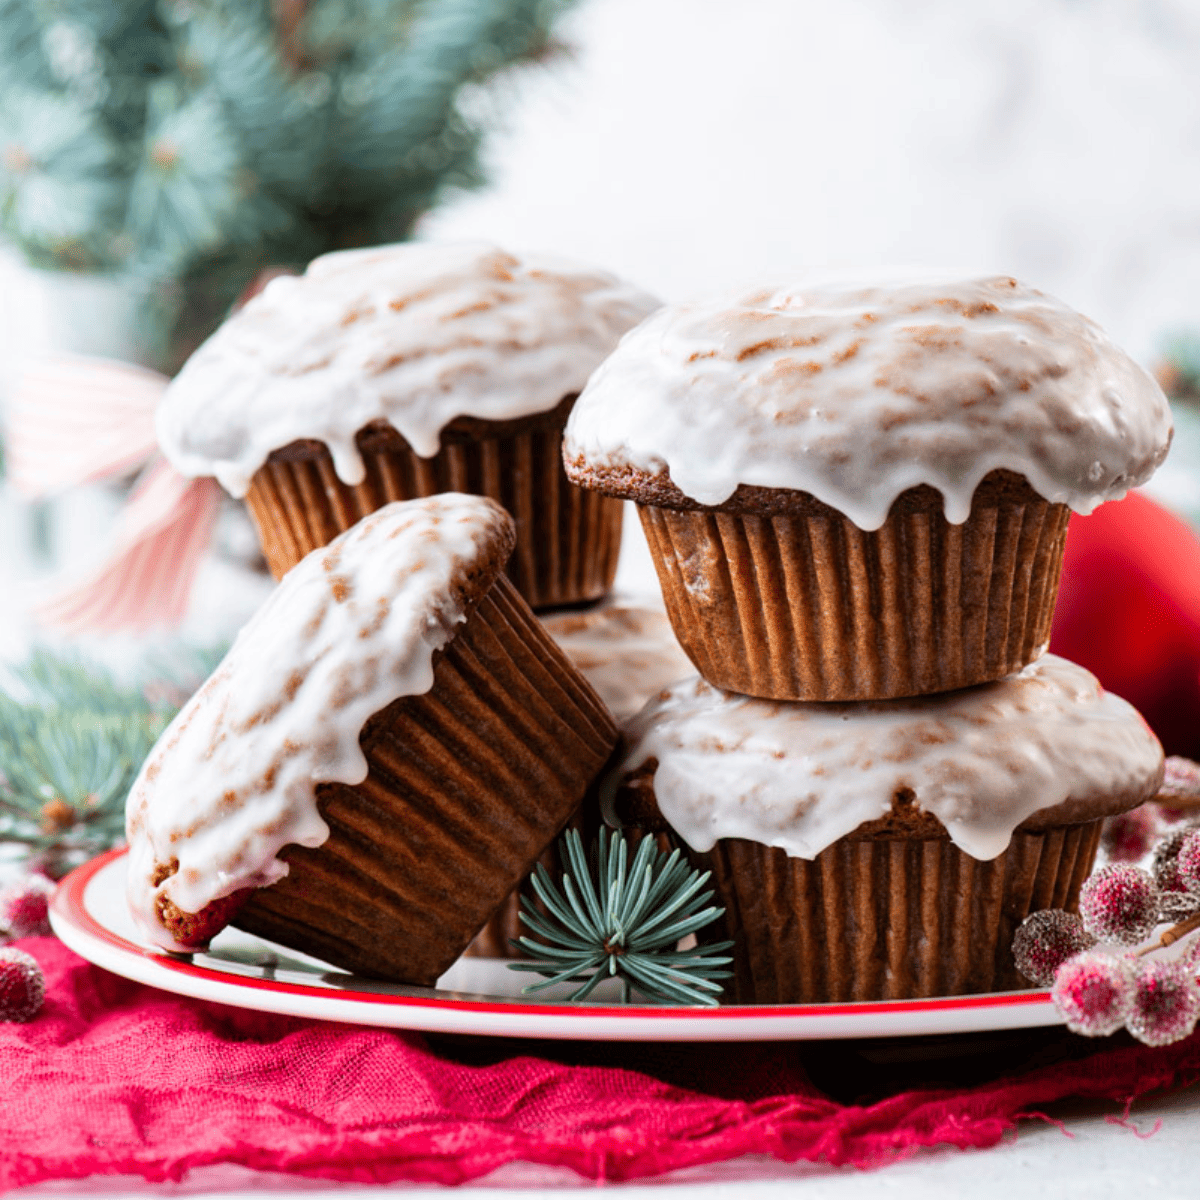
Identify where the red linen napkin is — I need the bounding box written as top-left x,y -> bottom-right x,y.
2,937 -> 1198,1189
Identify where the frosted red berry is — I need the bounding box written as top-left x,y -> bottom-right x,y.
0,948 -> 45,1022
1051,951 -> 1132,1036
1079,865 -> 1160,945
1156,757 -> 1200,822
1152,827 -> 1200,918
1153,823 -> 1199,865
1013,909 -> 1096,985
1125,959 -> 1200,1047
0,873 -> 56,940
1176,831 -> 1200,892
1158,756 -> 1200,800
1100,806 -> 1159,864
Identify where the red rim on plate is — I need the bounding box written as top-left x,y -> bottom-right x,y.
48,847 -> 1061,1041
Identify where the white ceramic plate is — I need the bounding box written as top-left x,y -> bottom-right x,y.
50,848 -> 1064,1041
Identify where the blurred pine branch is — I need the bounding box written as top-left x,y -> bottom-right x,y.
1159,333 -> 1200,406
0,645 -> 221,878
0,0 -> 578,368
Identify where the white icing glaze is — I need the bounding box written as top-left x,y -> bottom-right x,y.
564,274 -> 1172,530
541,601 -> 694,723
125,493 -> 513,950
157,242 -> 659,498
611,656 -> 1163,861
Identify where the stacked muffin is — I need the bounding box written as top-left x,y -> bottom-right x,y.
157,241 -> 659,610
565,274 -> 1173,1003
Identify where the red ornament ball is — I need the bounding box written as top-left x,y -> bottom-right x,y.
1100,806 -> 1159,865
1012,909 -> 1096,985
1052,951 -> 1133,1037
1079,865 -> 1160,945
0,947 -> 45,1022
0,873 -> 56,940
1177,831 -> 1200,892
1126,959 -> 1200,1047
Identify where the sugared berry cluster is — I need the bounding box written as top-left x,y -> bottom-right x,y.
0,873 -> 54,1024
0,873 -> 56,941
1013,822 -> 1200,1046
0,948 -> 45,1023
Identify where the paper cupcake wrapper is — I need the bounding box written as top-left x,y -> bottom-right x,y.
232,573 -> 618,986
463,801 -> 602,958
245,422 -> 622,610
687,822 -> 1101,1004
639,498 -> 1070,700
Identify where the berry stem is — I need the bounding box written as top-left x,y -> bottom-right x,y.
1156,796 -> 1200,813
1136,911 -> 1200,956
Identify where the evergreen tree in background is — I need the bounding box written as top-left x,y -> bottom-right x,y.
0,0 -> 576,368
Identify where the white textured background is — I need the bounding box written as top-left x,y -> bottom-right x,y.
426,0 -> 1200,364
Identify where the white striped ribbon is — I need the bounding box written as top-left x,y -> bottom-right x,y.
5,355 -> 222,633
6,356 -> 169,497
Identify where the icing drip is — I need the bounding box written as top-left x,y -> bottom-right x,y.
541,602 -> 693,723
125,494 -> 514,949
157,242 -> 659,498
564,274 -> 1172,529
612,657 -> 1164,861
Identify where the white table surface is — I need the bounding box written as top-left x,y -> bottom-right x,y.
8,1084 -> 1199,1198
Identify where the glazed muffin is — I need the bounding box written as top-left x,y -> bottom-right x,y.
540,601 -> 695,724
564,274 -> 1172,700
157,242 -> 659,609
465,600 -> 695,957
126,494 -> 618,986
606,657 -> 1165,1003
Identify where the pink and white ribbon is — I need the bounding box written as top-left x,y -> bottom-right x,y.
5,355 -> 222,634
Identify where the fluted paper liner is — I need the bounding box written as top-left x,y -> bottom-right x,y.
232,573 -> 618,986
639,498 -> 1071,700
685,822 -> 1101,1004
246,422 -> 623,611
463,802 -> 601,958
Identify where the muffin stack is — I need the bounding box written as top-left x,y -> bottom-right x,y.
564,274 -> 1173,1003
127,255 -> 1176,1005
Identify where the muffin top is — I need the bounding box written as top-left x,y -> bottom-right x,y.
564,274 -> 1172,530
157,242 -> 658,498
541,602 -> 694,723
126,493 -> 515,950
608,655 -> 1164,862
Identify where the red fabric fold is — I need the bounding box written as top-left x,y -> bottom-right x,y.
2,938 -> 1198,1189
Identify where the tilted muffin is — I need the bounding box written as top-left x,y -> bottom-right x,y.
465,600 -> 695,957
126,494 -> 618,986
565,274 -> 1172,700
157,242 -> 659,609
606,657 -> 1165,1003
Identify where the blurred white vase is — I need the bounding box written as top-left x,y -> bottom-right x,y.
0,251 -> 150,576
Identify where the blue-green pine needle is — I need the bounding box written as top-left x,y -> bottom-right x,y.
510,827 -> 734,1007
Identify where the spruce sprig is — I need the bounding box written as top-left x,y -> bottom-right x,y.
0,649 -> 183,877
509,828 -> 734,1006
1161,332 -> 1200,404
0,0 -> 581,367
